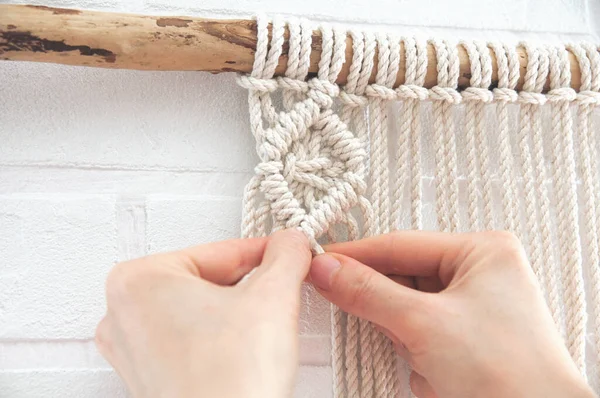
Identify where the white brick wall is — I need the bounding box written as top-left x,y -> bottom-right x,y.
0,0 -> 597,396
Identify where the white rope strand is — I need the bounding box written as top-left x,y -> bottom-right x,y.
430,39 -> 461,233
548,45 -> 587,374
490,42 -> 520,233
238,20 -> 600,395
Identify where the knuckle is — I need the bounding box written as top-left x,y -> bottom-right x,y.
480,230 -> 527,267
105,260 -> 145,303
481,230 -> 521,247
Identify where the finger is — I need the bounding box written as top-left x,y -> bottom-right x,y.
415,276 -> 445,293
249,229 -> 311,294
325,231 -> 470,277
177,236 -> 269,285
373,324 -> 399,345
324,231 -> 474,279
389,275 -> 416,289
310,253 -> 426,333
410,371 -> 437,398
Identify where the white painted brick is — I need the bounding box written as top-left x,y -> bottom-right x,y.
295,366 -> 332,398
0,366 -> 330,398
0,167 -> 251,197
0,197 -> 117,339
146,196 -> 242,251
0,341 -> 109,370
0,64 -> 255,173
0,370 -> 128,398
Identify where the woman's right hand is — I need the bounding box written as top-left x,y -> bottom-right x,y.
310,231 -> 595,398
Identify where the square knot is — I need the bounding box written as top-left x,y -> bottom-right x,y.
248,75 -> 370,245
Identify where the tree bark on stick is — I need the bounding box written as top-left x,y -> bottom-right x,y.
0,4 -> 583,91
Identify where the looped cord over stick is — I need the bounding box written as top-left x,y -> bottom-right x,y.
238,15 -> 599,395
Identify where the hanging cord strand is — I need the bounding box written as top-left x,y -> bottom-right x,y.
570,42 -> 600,388
338,28 -> 365,398
383,35 -> 402,398
367,33 -> 396,397
547,45 -> 587,374
461,40 -> 484,231
429,39 -> 462,233
474,41 -> 494,229
356,31 -> 378,398
515,44 -> 553,308
490,42 -> 520,233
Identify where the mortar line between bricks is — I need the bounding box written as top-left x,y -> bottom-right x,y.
0,162 -> 254,175
116,196 -> 148,261
0,336 -> 331,369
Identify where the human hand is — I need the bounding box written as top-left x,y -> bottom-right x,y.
96,229 -> 311,398
310,231 -> 596,398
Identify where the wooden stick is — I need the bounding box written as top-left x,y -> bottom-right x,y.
0,4 -> 584,91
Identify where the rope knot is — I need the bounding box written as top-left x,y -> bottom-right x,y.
428,86 -> 462,104
518,91 -> 547,106
493,87 -> 518,103
577,90 -> 600,105
547,87 -> 577,102
395,85 -> 429,100
236,75 -> 278,92
308,78 -> 340,97
365,84 -> 397,100
339,91 -> 368,107
276,77 -> 309,93
461,87 -> 494,103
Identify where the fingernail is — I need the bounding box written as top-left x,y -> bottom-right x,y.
310,254 -> 341,291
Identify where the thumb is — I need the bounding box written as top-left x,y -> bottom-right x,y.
310,253 -> 426,333
248,229 -> 312,295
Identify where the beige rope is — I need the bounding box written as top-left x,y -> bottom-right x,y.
238,16 -> 599,395
430,39 -> 461,233
547,45 -> 587,374
490,42 -> 520,233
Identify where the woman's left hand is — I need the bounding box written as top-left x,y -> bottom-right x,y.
96,229 -> 311,398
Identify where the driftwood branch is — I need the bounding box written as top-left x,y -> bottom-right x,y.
0,4 -> 585,91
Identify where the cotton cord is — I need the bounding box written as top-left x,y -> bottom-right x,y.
489,42 -> 520,233
238,16 -> 600,396
570,42 -> 600,388
430,39 -> 461,233
547,45 -> 587,374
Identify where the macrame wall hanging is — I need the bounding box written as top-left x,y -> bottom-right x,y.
2,5 -> 598,397
237,15 -> 600,397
